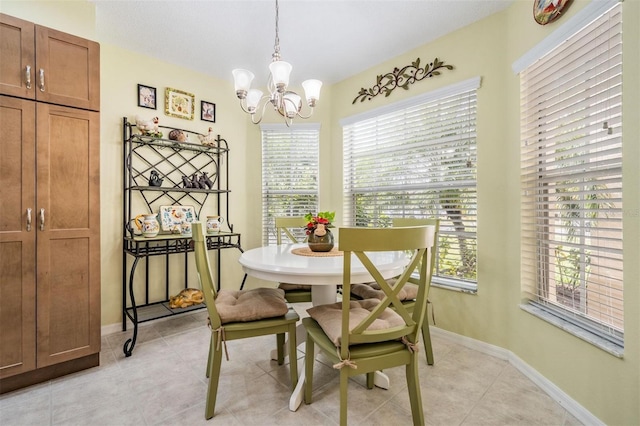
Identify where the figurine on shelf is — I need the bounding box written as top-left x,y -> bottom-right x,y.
190,174 -> 202,189
199,172 -> 214,189
148,170 -> 163,187
198,127 -> 216,147
135,115 -> 163,138
182,175 -> 194,188
168,129 -> 188,143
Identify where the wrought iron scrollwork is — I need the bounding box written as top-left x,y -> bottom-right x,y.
352,57 -> 454,104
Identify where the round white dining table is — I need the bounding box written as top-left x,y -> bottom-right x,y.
238,243 -> 409,305
238,243 -> 410,411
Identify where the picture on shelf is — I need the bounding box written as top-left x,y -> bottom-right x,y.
138,84 -> 156,109
165,87 -> 195,120
201,101 -> 216,123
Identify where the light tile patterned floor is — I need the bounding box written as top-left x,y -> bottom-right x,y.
0,306 -> 582,425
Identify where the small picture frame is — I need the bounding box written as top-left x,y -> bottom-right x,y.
165,87 -> 195,120
138,84 -> 156,109
201,101 -> 216,123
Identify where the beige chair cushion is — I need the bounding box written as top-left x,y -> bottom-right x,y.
306,299 -> 405,347
216,288 -> 289,323
350,279 -> 419,301
278,283 -> 312,291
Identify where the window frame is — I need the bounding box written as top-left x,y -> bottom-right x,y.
515,0 -> 624,351
341,77 -> 481,292
260,123 -> 321,246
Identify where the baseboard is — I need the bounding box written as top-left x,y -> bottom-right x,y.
101,322 -> 124,336
430,327 -> 604,426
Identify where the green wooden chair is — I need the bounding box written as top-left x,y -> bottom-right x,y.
303,225 -> 436,425
192,222 -> 299,420
275,216 -> 313,303
350,218 -> 439,365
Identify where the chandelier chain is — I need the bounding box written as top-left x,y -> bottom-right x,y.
273,0 -> 281,61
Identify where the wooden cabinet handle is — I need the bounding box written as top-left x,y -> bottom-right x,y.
25,65 -> 32,89
39,68 -> 45,92
27,208 -> 32,231
40,208 -> 45,231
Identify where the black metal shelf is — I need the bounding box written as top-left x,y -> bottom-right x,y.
128,185 -> 230,194
124,301 -> 206,326
121,117 -> 244,357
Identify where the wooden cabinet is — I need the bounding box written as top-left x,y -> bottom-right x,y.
0,14 -> 100,393
0,13 -> 100,111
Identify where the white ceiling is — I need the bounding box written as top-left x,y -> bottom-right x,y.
92,0 -> 513,87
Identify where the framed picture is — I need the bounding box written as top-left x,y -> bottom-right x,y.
165,87 -> 195,120
138,84 -> 156,109
201,101 -> 216,123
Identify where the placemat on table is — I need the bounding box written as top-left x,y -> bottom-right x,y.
291,246 -> 343,257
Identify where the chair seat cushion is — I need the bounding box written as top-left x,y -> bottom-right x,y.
278,283 -> 312,291
350,279 -> 418,301
306,299 -> 405,347
216,288 -> 289,324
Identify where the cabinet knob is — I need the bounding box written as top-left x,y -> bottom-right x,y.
26,208 -> 32,231
39,68 -> 45,92
40,208 -> 45,231
25,65 -> 32,89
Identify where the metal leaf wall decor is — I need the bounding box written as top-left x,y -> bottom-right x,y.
352,57 -> 454,104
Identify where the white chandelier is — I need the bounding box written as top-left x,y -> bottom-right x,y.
232,0 -> 322,126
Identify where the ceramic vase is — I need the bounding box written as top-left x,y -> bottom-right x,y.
206,216 -> 224,234
307,227 -> 334,252
135,213 -> 159,238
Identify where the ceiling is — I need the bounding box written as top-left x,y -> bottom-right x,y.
92,0 -> 513,87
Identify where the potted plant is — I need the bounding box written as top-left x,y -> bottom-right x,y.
304,211 -> 335,252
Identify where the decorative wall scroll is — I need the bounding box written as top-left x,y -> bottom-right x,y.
352,57 -> 454,104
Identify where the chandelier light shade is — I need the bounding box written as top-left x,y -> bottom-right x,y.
232,0 -> 322,125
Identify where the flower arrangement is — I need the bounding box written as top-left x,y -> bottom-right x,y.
304,211 -> 335,235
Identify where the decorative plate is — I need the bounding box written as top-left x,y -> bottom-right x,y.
533,0 -> 571,25
159,205 -> 196,233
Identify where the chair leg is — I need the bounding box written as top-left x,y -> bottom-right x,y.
304,335 -> 315,404
405,354 -> 425,426
366,372 -> 375,389
205,334 -> 213,378
339,368 -> 349,426
205,335 -> 224,420
422,319 -> 434,365
276,333 -> 285,365
288,324 -> 298,390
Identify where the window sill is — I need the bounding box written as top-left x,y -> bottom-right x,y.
432,276 -> 477,294
520,303 -> 624,358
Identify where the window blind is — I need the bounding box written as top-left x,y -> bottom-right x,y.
261,124 -> 320,245
520,3 -> 623,343
342,79 -> 480,287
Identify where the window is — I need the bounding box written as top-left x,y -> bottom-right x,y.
261,123 -> 320,245
341,78 -> 480,291
517,1 -> 623,346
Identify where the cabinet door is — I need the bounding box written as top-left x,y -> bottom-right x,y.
35,26 -> 100,111
0,14 -> 35,99
35,103 -> 100,367
0,96 -> 37,379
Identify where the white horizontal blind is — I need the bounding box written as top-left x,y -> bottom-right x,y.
520,3 -> 623,343
343,80 -> 479,286
261,124 -> 319,245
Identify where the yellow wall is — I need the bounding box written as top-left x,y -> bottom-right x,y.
330,1 -> 639,424
2,0 -> 638,424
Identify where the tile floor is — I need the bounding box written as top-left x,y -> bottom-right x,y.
0,305 -> 583,426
